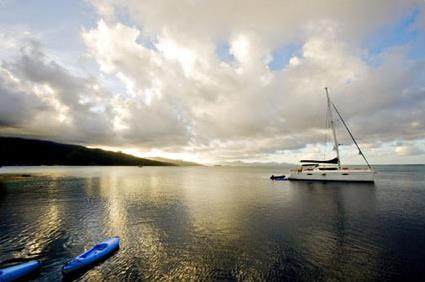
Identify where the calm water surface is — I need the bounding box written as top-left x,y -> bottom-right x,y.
0,166 -> 424,281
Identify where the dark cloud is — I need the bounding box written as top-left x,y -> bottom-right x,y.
0,40 -> 115,144
0,75 -> 47,127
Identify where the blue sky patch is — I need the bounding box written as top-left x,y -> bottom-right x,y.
215,40 -> 235,63
135,34 -> 157,51
268,43 -> 301,70
363,8 -> 424,61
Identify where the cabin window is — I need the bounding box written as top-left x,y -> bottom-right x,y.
318,167 -> 338,171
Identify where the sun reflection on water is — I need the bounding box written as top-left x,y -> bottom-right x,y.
0,166 -> 423,281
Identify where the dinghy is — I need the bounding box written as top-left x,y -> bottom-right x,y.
62,236 -> 120,274
0,260 -> 41,282
270,175 -> 287,181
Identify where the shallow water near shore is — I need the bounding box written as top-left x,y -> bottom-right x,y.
0,165 -> 424,281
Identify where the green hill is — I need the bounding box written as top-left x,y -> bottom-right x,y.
0,137 -> 174,166
146,157 -> 202,166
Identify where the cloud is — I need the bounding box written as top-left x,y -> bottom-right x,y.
90,0 -> 423,43
0,37 -> 115,144
0,1 -> 424,163
395,141 -> 425,156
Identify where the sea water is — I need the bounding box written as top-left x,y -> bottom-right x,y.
0,165 -> 424,281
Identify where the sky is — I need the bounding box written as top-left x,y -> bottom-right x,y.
0,0 -> 424,164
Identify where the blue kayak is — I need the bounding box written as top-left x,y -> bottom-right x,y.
62,236 -> 120,274
0,260 -> 41,282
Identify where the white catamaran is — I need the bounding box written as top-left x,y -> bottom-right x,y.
288,88 -> 375,182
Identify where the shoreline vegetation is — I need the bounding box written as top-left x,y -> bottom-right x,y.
1,137 -> 423,169
0,137 -> 176,167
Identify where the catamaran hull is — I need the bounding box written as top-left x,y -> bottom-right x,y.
288,170 -> 375,182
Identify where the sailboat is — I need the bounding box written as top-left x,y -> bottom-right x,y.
288,88 -> 375,182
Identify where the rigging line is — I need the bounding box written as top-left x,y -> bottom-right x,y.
325,88 -> 341,168
331,102 -> 372,169
326,100 -> 332,159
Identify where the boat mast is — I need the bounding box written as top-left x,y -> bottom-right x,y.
331,101 -> 373,170
325,87 -> 341,169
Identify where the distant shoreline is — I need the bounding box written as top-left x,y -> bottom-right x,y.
0,164 -> 174,167
0,137 -> 175,167
0,173 -> 49,181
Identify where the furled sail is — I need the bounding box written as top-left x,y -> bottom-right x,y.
300,157 -> 339,164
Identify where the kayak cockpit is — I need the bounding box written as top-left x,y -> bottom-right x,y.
62,237 -> 120,274
80,243 -> 107,259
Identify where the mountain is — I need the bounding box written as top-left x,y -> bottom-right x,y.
146,157 -> 202,166
0,137 -> 174,166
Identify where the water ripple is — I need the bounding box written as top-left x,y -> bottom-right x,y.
0,166 -> 424,281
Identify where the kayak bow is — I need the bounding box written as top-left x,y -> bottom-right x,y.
62,236 -> 120,274
0,260 -> 41,282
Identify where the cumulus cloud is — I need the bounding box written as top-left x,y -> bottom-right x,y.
92,0 -> 422,42
0,37 -> 115,144
0,0 -> 424,163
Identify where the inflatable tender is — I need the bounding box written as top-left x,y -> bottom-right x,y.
270,175 -> 287,181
